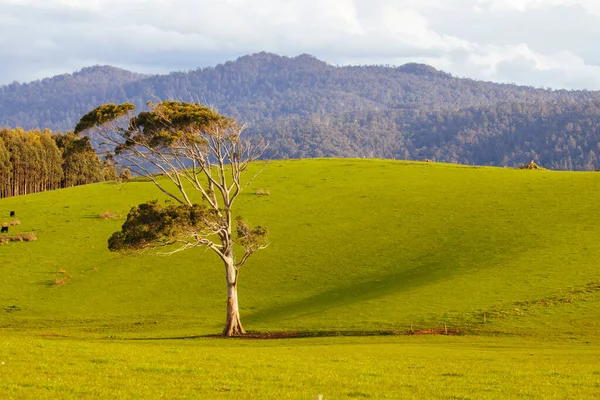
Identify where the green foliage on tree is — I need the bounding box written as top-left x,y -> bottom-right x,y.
54,132 -> 115,188
115,101 -> 226,153
107,201 -> 218,251
74,103 -> 136,135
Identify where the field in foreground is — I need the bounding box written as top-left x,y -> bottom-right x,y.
1,335 -> 599,399
1,158 -> 600,338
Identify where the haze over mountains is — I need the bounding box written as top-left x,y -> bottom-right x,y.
2,52 -> 600,170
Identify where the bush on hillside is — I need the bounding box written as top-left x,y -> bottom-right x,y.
0,232 -> 37,244
520,160 -> 544,170
53,276 -> 71,286
99,211 -> 118,219
119,168 -> 132,181
1,220 -> 20,227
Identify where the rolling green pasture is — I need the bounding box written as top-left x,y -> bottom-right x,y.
1,159 -> 600,398
1,159 -> 599,337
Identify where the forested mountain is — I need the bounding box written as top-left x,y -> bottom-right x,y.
260,101 -> 600,170
0,66 -> 147,130
2,52 -> 600,170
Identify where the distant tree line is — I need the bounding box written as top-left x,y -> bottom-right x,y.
0,128 -> 116,198
253,100 -> 600,170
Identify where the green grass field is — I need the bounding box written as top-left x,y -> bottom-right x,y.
1,159 -> 600,398
1,335 -> 599,399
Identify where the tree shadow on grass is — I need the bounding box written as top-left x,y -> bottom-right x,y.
244,230 -> 533,326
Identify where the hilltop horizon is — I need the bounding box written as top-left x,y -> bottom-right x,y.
3,51 -> 600,171
1,52 -> 589,91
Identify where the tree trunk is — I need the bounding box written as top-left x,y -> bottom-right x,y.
222,258 -> 246,337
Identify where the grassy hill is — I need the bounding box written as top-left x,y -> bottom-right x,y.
1,159 -> 600,338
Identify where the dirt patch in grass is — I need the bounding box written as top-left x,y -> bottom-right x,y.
206,328 -> 463,340
411,328 -> 462,335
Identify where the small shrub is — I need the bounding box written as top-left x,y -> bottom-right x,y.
100,211 -> 117,219
16,233 -> 37,242
0,233 -> 37,243
54,276 -> 71,286
520,160 -> 545,170
255,189 -> 270,196
9,234 -> 23,242
119,168 -> 132,181
1,220 -> 20,227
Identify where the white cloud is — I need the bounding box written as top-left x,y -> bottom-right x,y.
1,0 -> 600,89
461,44 -> 600,88
479,0 -> 600,15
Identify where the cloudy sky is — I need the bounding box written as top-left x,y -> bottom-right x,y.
2,0 -> 600,89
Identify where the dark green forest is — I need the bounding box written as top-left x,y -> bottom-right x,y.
260,101 -> 600,170
2,52 -> 600,170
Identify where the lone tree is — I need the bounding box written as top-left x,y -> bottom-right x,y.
75,101 -> 268,336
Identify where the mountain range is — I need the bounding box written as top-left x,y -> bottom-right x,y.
2,52 -> 600,170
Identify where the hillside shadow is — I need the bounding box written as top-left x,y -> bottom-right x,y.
245,231 -> 533,325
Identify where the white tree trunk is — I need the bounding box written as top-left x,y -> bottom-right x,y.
222,257 -> 245,336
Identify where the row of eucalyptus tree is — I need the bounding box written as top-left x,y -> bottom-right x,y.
0,128 -> 116,198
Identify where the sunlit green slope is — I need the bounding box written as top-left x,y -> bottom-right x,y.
1,159 -> 599,337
